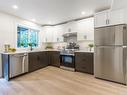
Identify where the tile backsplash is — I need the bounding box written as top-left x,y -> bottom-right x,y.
42,41 -> 94,51
77,41 -> 94,51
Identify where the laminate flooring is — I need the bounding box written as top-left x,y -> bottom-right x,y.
0,66 -> 127,95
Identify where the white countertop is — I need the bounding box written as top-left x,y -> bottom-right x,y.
0,49 -> 60,55
1,49 -> 94,55
75,50 -> 94,53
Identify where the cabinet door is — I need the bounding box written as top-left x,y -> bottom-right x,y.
52,26 -> 64,42
53,33 -> 63,42
28,52 -> 49,72
28,53 -> 39,72
75,53 -> 94,74
39,52 -> 49,67
77,32 -> 88,41
63,21 -> 78,33
50,51 -> 60,67
42,26 -> 53,43
109,9 -> 125,25
94,10 -> 109,28
45,31 -> 53,42
77,18 -> 94,41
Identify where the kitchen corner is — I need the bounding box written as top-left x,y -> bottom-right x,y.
1,45 -> 94,80
1,17 -> 94,80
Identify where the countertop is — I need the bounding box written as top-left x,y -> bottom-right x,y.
0,49 -> 60,55
1,49 -> 94,55
75,50 -> 94,53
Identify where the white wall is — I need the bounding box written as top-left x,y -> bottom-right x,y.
111,0 -> 127,10
0,12 -> 42,77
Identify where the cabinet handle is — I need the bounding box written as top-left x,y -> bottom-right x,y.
108,19 -> 110,24
45,38 -> 47,42
57,38 -> 59,42
37,56 -> 40,60
106,19 -> 108,25
106,19 -> 110,25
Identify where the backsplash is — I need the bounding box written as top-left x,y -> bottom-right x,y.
77,41 -> 94,51
41,41 -> 94,51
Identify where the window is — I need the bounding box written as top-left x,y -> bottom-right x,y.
17,26 -> 39,48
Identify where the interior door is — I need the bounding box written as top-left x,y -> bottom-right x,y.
94,46 -> 125,84
95,26 -> 115,46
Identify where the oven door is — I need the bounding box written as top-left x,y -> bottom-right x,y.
60,55 -> 75,68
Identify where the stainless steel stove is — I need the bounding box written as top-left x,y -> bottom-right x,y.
60,42 -> 79,71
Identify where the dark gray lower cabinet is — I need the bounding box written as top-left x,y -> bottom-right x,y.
75,52 -> 94,74
2,54 -> 9,80
48,51 -> 60,67
28,51 -> 48,72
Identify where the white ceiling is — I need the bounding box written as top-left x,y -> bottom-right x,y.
0,0 -> 112,25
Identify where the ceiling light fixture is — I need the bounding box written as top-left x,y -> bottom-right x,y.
48,21 -> 52,24
81,11 -> 86,15
12,5 -> 18,9
31,19 -> 36,22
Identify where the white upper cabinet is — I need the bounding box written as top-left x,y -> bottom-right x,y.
52,25 -> 64,42
63,21 -> 78,34
109,9 -> 125,26
42,25 -> 64,43
94,10 -> 109,28
77,17 -> 94,41
41,17 -> 94,43
41,26 -> 53,43
94,8 -> 126,28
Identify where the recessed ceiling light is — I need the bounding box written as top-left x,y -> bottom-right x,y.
48,21 -> 52,24
31,19 -> 36,22
12,5 -> 18,9
81,11 -> 86,15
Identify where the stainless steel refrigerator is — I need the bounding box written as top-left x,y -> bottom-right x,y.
94,24 -> 127,84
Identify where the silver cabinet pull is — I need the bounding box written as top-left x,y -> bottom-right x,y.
106,19 -> 110,25
106,19 -> 108,25
108,19 -> 110,24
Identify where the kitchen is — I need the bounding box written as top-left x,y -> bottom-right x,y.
0,0 -> 127,95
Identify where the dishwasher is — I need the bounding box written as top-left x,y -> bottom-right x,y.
9,53 -> 28,78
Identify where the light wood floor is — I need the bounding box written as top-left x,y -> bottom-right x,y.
0,66 -> 127,95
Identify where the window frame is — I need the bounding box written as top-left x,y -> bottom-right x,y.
16,25 -> 40,48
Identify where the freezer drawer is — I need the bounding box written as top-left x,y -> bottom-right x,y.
94,46 -> 126,84
95,24 -> 127,46
95,26 -> 115,46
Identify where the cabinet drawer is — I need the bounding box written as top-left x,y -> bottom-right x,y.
75,52 -> 94,74
76,65 -> 92,73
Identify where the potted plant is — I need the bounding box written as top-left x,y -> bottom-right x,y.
20,42 -> 24,47
28,43 -> 33,51
88,44 -> 94,51
45,42 -> 53,50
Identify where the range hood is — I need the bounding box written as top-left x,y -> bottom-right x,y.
63,32 -> 77,37
63,32 -> 77,42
